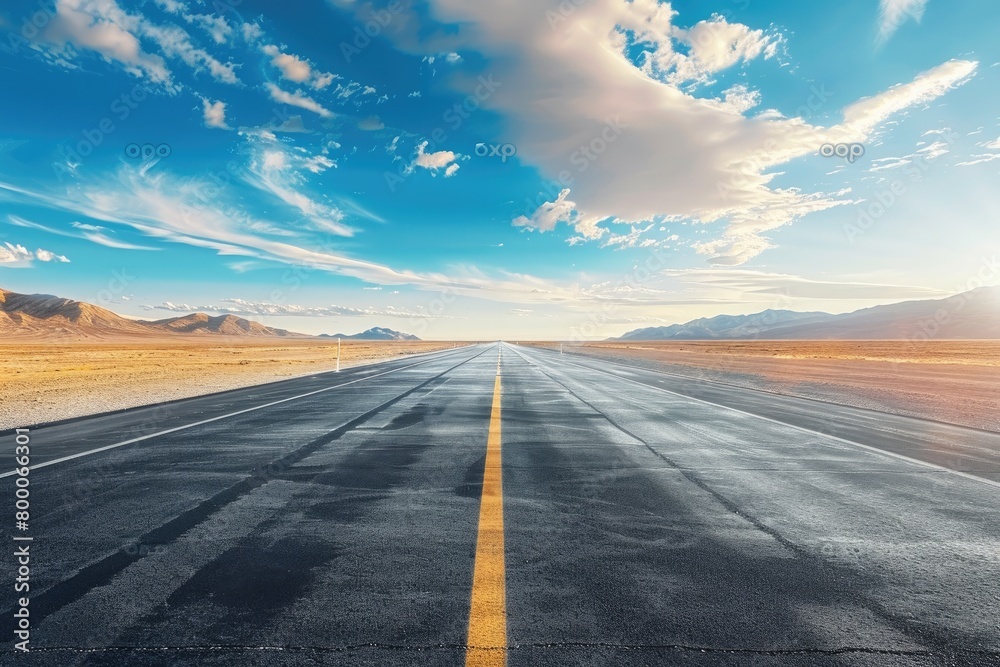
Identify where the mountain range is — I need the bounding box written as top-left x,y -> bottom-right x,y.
0,288 -> 417,340
616,286 -> 1000,340
323,327 -> 421,341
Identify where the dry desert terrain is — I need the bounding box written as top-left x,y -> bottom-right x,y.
0,338 -> 462,430
524,340 -> 1000,433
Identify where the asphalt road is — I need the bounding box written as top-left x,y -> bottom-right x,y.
2,342 -> 999,666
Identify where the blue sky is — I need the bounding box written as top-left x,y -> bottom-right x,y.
0,0 -> 997,339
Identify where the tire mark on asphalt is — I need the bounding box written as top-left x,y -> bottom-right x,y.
4,345 -> 492,634
503,344 -> 974,659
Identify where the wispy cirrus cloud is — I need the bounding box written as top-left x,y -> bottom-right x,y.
666,268 -> 951,300
877,0 -> 928,45
8,214 -> 159,250
0,169 -> 589,305
34,0 -> 240,89
266,83 -> 333,118
244,138 -> 352,236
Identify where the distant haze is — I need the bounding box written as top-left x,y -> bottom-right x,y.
615,287 -> 1000,340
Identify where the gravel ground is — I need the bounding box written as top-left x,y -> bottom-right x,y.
0,339 -> 463,430
524,341 -> 1000,433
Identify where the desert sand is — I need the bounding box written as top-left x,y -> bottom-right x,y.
0,339 -> 462,430
524,341 -> 1000,433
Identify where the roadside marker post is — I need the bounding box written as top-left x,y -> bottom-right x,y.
336,337 -> 341,372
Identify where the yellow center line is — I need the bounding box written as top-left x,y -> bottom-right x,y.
466,368 -> 507,666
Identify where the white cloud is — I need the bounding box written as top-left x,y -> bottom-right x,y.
246,142 -> 352,236
958,136 -> 1000,166
867,135 -> 953,173
0,243 -> 34,264
153,0 -> 186,12
40,0 -> 173,86
713,84 -> 762,115
915,140 -> 949,160
444,163 -> 460,178
0,242 -> 69,264
838,60 -> 974,136
35,0 -> 242,88
141,22 -> 238,84
668,16 -> 782,85
333,81 -> 377,101
200,97 -> 230,129
514,189 -> 587,236
186,13 -> 232,44
313,72 -> 335,89
155,2 -> 233,44
8,214 -> 158,250
34,248 -> 72,262
2,172 -> 650,309
263,44 -> 311,82
868,156 -> 912,172
303,155 -> 336,174
877,0 -> 927,45
358,116 -> 385,131
266,83 -> 333,118
409,141 -> 461,174
602,223 -> 657,249
424,0 -> 975,264
241,22 -> 263,42
957,153 -> 1000,167
70,221 -> 106,231
81,231 -> 159,250
262,44 -> 335,90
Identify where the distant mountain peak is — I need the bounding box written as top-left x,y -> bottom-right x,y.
0,288 -> 307,339
326,327 -> 421,341
614,287 -> 1000,341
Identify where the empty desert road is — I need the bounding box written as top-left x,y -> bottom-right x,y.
2,342 -> 999,666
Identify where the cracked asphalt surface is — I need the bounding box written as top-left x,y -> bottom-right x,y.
2,342 -> 999,666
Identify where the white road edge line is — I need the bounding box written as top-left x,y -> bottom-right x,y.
507,343 -> 1000,491
1,345 -> 479,478
548,343 -> 997,436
